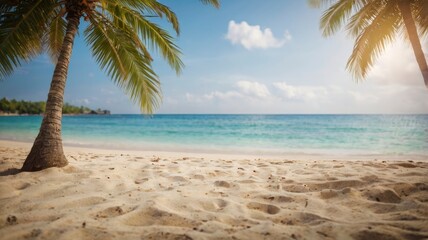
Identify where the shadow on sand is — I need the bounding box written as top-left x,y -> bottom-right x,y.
0,168 -> 21,176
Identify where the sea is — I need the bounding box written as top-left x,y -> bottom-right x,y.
0,114 -> 427,156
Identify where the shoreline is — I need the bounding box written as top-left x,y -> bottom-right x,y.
1,139 -> 427,162
0,140 -> 427,239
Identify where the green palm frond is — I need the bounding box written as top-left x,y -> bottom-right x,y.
136,16 -> 183,74
0,0 -> 55,79
44,10 -> 67,63
199,0 -> 220,8
112,0 -> 180,35
347,3 -> 401,79
103,1 -> 183,74
85,18 -> 127,81
85,13 -> 161,113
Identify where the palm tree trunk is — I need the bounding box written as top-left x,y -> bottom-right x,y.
398,0 -> 428,88
21,14 -> 80,171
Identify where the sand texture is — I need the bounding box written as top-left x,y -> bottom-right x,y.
0,141 -> 427,240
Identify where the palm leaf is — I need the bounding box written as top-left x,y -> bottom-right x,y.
308,0 -> 338,8
199,0 -> 220,8
85,13 -> 161,113
112,0 -> 180,35
413,0 -> 428,35
346,0 -> 384,37
320,0 -> 362,37
0,0 -> 55,79
45,11 -> 67,63
136,16 -> 183,74
347,2 -> 401,79
103,1 -> 183,74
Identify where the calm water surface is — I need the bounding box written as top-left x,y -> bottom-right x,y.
0,114 -> 427,155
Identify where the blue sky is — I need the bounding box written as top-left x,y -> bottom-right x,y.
1,1 -> 427,114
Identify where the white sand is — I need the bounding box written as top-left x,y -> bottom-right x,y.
0,140 -> 427,240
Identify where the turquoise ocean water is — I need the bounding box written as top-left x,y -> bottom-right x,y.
0,114 -> 427,155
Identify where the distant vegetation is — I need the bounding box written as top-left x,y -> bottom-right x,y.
0,98 -> 109,115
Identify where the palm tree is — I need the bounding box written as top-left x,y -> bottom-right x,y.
310,0 -> 428,88
0,0 -> 219,171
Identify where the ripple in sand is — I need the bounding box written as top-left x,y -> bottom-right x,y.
123,207 -> 197,228
363,187 -> 402,203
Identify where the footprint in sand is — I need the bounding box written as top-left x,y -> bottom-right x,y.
6,180 -> 31,191
247,202 -> 280,215
259,194 -> 294,203
282,184 -> 309,193
95,206 -> 128,218
239,179 -> 256,184
297,212 -> 330,226
192,174 -> 205,180
170,176 -> 188,182
134,178 -> 149,184
200,198 -> 228,212
214,180 -> 231,188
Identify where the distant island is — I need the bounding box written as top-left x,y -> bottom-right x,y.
0,98 -> 110,115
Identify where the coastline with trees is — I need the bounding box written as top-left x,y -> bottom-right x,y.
0,98 -> 109,115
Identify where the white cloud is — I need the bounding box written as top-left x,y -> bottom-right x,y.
273,82 -> 328,101
188,81 -> 270,102
236,81 -> 271,98
177,77 -> 428,114
204,91 -> 242,100
348,90 -> 380,104
345,85 -> 428,113
226,20 -> 291,50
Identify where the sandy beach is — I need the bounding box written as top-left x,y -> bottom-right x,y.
0,140 -> 427,240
